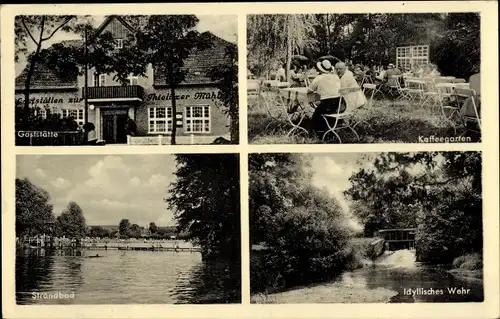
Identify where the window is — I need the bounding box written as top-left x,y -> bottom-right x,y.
93,73 -> 107,87
115,38 -> 124,49
99,74 -> 107,87
185,105 -> 210,133
148,107 -> 173,133
128,74 -> 139,86
36,108 -> 47,119
61,108 -> 85,126
396,45 -> 429,70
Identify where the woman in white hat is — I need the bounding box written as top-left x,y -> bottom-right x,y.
307,59 -> 345,137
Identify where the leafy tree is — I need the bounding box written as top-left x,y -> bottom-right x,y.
121,15 -> 213,145
165,154 -> 240,261
118,218 -> 131,238
208,45 -> 239,144
130,223 -> 142,238
345,152 -> 482,263
249,153 -> 353,292
55,201 -> 87,239
247,14 -> 317,79
432,12 -> 480,79
15,15 -> 77,111
16,178 -> 55,237
88,226 -> 110,238
149,222 -> 158,234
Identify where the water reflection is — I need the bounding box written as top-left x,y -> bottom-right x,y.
16,248 -> 240,304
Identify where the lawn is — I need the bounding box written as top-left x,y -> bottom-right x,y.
248,93 -> 480,144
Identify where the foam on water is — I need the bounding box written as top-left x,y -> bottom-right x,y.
375,250 -> 418,269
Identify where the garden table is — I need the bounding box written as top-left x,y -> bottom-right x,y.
405,78 -> 426,103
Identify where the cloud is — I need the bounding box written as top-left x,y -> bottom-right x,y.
35,168 -> 46,178
146,174 -> 169,188
51,177 -> 71,189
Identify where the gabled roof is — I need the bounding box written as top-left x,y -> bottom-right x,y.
95,15 -> 136,35
154,32 -> 236,86
15,62 -> 78,90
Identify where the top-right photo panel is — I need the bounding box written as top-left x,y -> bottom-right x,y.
247,13 -> 481,144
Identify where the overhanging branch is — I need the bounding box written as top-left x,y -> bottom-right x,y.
42,17 -> 75,42
21,17 -> 39,46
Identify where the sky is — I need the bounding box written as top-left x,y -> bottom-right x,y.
308,153 -> 375,233
15,14 -> 238,76
307,152 -> 433,233
16,154 -> 178,227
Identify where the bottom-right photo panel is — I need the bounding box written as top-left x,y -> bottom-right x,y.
249,151 -> 483,304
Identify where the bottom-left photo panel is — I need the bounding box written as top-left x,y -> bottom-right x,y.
14,153 -> 241,305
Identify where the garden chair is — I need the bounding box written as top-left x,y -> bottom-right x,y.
421,77 -> 450,110
436,82 -> 461,133
321,87 -> 362,143
279,90 -> 310,137
259,91 -> 285,132
455,87 -> 481,138
387,75 -> 404,99
362,83 -> 377,106
404,77 -> 425,104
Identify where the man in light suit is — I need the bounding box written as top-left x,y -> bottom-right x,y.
335,62 -> 366,110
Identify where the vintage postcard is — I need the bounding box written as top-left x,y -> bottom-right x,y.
1,2 -> 499,319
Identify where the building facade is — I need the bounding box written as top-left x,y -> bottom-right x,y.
15,16 -> 234,145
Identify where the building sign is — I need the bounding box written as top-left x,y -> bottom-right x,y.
16,97 -> 83,105
146,91 -> 222,102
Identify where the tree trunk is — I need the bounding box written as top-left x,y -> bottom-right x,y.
230,105 -> 238,144
170,85 -> 177,145
24,18 -> 46,112
326,14 -> 330,55
286,18 -> 292,82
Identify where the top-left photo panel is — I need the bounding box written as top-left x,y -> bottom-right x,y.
14,14 -> 239,146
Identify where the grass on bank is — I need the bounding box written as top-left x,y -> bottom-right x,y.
248,94 -> 477,144
449,252 -> 483,280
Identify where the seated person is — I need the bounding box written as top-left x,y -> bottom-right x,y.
307,59 -> 344,137
375,66 -> 386,82
353,66 -> 364,83
336,62 -> 366,110
416,65 -> 427,77
276,64 -> 286,82
385,63 -> 402,86
428,64 -> 441,77
289,64 -> 303,87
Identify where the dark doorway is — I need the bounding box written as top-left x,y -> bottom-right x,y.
102,109 -> 129,144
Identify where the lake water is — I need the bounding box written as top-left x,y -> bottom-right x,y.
16,248 -> 241,304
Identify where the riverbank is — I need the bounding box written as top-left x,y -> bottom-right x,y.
448,253 -> 483,280
251,277 -> 397,303
251,238 -> 393,303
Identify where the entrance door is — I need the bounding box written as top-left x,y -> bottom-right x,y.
102,109 -> 129,144
103,115 -> 115,144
